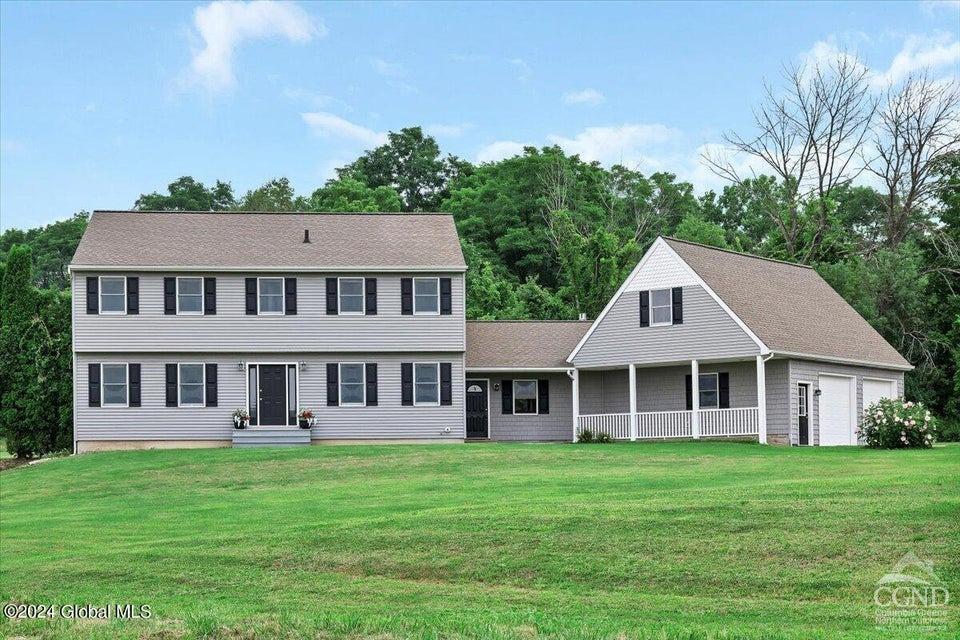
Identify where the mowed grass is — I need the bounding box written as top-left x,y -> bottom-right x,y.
1,442 -> 958,640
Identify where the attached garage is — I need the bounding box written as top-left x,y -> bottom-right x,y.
862,378 -> 897,412
818,374 -> 856,446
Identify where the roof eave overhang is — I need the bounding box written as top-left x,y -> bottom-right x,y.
771,350 -> 914,371
466,366 -> 571,372
68,264 -> 468,273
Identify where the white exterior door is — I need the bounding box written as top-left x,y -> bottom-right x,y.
862,378 -> 897,412
818,374 -> 855,446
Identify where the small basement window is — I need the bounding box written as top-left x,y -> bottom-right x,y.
650,288 -> 672,326
513,380 -> 538,415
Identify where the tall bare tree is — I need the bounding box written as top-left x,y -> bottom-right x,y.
704,55 -> 876,262
866,75 -> 960,248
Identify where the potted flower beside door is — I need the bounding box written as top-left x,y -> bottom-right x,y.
298,409 -> 314,429
232,408 -> 249,430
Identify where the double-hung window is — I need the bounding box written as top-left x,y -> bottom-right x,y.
177,277 -> 203,314
101,363 -> 128,406
414,363 -> 440,405
413,278 -> 439,315
338,278 -> 364,314
650,288 -> 672,326
178,363 -> 205,406
99,276 -> 126,314
698,373 -> 719,408
513,380 -> 538,415
339,363 -> 365,406
258,277 -> 284,314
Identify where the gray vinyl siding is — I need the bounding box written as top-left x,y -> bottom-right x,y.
764,359 -> 791,444
72,272 -> 465,353
572,285 -> 760,368
787,359 -> 904,446
473,372 -> 573,441
580,362 -> 760,414
75,352 -> 464,442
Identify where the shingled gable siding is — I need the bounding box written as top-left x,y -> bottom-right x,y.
572,285 -> 760,368
72,272 -> 465,353
74,352 -> 465,445
472,372 -> 573,441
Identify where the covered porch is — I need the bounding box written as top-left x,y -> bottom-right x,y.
571,356 -> 769,443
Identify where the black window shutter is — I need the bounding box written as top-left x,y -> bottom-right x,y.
639,290 -> 650,327
365,278 -> 377,315
718,372 -> 730,409
672,287 -> 683,325
88,363 -> 101,407
401,363 -> 413,406
325,278 -> 338,315
164,277 -> 177,315
128,363 -> 141,407
538,379 -> 550,414
165,364 -> 178,407
126,277 -> 139,315
685,374 -> 692,410
501,379 -> 513,414
365,363 -> 378,406
245,278 -> 257,315
401,278 -> 413,315
86,277 -> 99,314
204,277 -> 216,315
440,363 -> 452,405
284,278 -> 297,315
440,278 -> 452,315
326,363 -> 339,406
205,363 -> 218,407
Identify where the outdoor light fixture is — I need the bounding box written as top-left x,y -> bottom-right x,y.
814,389 -> 822,397
298,360 -> 307,370
238,361 -> 246,371
494,383 -> 500,391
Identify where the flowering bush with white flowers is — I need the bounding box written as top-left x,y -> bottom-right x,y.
858,397 -> 936,449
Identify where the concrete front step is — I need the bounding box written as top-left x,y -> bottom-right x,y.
232,427 -> 312,447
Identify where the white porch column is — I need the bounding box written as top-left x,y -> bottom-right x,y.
628,363 -> 637,441
691,359 -> 700,439
571,368 -> 580,442
756,355 -> 768,444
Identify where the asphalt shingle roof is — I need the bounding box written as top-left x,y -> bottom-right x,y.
664,237 -> 911,369
466,321 -> 591,369
70,211 -> 466,270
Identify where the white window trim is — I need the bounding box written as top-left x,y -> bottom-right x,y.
257,276 -> 285,316
337,277 -> 365,315
338,362 -> 366,407
698,372 -> 719,409
649,288 -> 673,327
100,362 -> 129,408
413,277 -> 441,316
98,276 -> 126,315
512,379 -> 539,415
176,276 -> 204,315
413,362 -> 441,407
177,363 -> 206,408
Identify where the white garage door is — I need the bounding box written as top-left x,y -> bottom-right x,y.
863,378 -> 897,412
818,374 -> 855,446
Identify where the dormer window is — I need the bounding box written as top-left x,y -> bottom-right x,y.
650,288 -> 673,326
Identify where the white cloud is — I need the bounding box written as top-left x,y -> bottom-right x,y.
920,1 -> 960,14
301,112 -> 387,147
873,33 -> 960,87
510,58 -> 532,82
188,1 -> 323,92
547,124 -> 682,165
425,123 -> 473,138
562,88 -> 606,106
369,57 -> 406,77
476,140 -> 527,163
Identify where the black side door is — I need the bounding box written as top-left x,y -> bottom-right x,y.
259,365 -> 287,426
466,380 -> 489,438
798,383 -> 809,445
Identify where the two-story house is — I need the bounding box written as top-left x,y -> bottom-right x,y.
70,212 -> 911,450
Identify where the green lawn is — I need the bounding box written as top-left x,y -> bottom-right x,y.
1,442 -> 958,639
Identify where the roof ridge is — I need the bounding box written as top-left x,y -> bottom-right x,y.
663,236 -> 814,270
92,210 -> 451,216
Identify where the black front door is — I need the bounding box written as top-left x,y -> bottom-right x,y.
259,365 -> 287,426
798,383 -> 809,445
466,380 -> 489,438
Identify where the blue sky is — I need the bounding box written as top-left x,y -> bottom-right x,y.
1,1 -> 958,230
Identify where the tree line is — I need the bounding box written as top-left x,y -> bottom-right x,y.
1,56 -> 958,455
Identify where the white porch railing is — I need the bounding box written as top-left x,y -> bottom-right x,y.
577,407 -> 759,441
